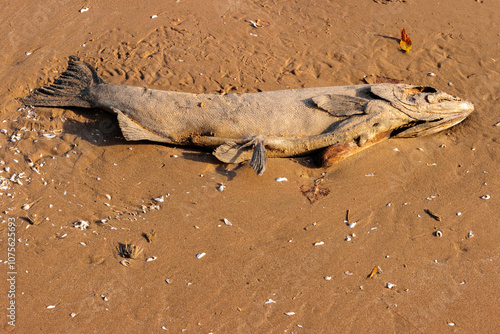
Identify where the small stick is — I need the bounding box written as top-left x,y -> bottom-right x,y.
424,209 -> 442,221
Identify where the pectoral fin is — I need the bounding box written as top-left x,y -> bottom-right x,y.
214,142 -> 253,163
249,139 -> 267,175
213,136 -> 268,175
312,94 -> 368,116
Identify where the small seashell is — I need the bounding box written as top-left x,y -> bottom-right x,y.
313,241 -> 325,246
79,7 -> 89,13
365,173 -> 374,177
467,230 -> 474,239
386,282 -> 396,289
47,305 -> 56,309
105,194 -> 112,200
348,222 -> 357,228
70,313 -> 77,318
101,295 -> 108,301
344,271 -> 353,275
456,212 -> 462,216
324,276 -> 332,281
151,14 -> 158,19
223,218 -> 232,226
21,203 -> 30,210
275,177 -> 288,182
216,183 -> 226,192
73,220 -> 90,230
196,252 -> 206,259
284,312 -> 295,316
146,256 -> 157,262
165,278 -> 171,284
427,72 -> 436,76
434,230 -> 443,237
345,235 -> 352,241
120,259 -> 131,267
264,298 -> 276,304
447,322 -> 455,326
154,196 -> 165,202
480,195 -> 490,200
42,133 -> 56,139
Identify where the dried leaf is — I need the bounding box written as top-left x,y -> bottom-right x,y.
300,185 -> 330,203
400,28 -> 412,52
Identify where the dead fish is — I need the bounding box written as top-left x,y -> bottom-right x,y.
19,57 -> 474,175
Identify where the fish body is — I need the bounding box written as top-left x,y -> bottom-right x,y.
20,57 -> 474,174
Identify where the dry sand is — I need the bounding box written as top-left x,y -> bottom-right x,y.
1,0 -> 499,332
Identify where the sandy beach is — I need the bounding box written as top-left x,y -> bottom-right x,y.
1,0 -> 499,332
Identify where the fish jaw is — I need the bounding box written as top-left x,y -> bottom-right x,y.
370,84 -> 474,138
392,99 -> 474,138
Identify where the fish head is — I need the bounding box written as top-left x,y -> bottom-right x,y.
370,84 -> 474,137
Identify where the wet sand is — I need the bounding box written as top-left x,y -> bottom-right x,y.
1,0 -> 499,332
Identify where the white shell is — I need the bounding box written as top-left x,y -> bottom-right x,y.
223,218 -> 232,226
264,299 -> 276,304
154,196 -> 165,202
313,241 -> 325,246
480,195 -> 490,200
47,305 -> 56,309
146,256 -> 157,262
73,220 -> 90,230
386,282 -> 396,289
120,260 -> 131,267
275,177 -> 288,182
196,253 -> 206,259
284,312 -> 295,316
435,230 -> 443,237
324,276 -> 332,281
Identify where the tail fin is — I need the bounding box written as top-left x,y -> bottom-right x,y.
18,56 -> 107,108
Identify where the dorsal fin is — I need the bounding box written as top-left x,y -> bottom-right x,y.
312,94 -> 368,116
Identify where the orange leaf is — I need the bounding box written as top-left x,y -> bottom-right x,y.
400,28 -> 412,52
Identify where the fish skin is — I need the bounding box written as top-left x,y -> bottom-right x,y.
19,57 -> 474,174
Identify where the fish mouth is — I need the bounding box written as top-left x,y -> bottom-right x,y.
370,84 -> 474,137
